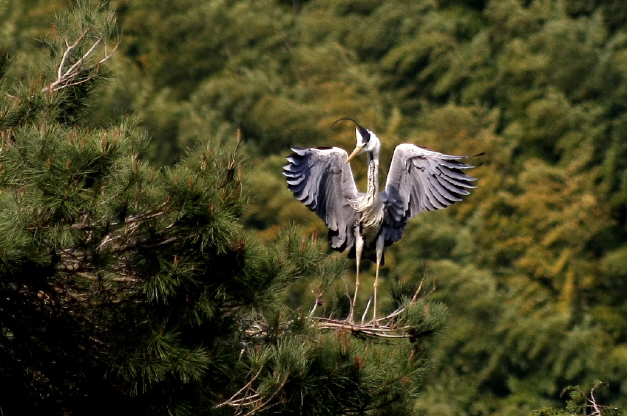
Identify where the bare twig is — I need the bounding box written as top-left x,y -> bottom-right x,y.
590,384 -> 602,416
410,261 -> 431,304
380,305 -> 406,321
58,30 -> 88,80
239,375 -> 287,416
44,30 -> 119,93
410,277 -> 425,305
307,290 -> 322,319
339,275 -> 353,313
214,368 -> 263,410
214,368 -> 289,416
560,383 -> 616,416
360,297 -> 372,326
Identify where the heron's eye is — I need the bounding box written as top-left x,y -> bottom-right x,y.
358,126 -> 371,144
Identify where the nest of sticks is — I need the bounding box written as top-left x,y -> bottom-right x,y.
311,276 -> 434,339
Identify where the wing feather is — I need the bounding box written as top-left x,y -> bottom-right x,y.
283,147 -> 359,252
427,174 -> 462,202
434,173 -> 471,195
381,143 -> 478,245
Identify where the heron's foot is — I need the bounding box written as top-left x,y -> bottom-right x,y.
346,310 -> 355,326
362,315 -> 381,328
370,307 -> 380,327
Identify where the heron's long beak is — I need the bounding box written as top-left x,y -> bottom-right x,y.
345,146 -> 363,164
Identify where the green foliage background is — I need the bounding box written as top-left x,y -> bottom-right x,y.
2,0 -> 627,414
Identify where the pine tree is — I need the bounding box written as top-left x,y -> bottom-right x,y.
0,3 -> 444,415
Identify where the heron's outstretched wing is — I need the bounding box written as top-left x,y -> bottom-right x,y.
283,147 -> 360,252
381,143 -> 478,245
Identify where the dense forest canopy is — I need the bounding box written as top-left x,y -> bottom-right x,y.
2,0 -> 627,415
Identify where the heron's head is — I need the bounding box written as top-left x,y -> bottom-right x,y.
333,117 -> 380,164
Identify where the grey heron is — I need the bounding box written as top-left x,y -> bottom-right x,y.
283,118 -> 479,324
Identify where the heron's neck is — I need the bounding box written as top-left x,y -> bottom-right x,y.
366,151 -> 379,200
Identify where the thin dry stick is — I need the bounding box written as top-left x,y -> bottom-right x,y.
45,30 -> 119,93
239,374 -> 289,416
589,384 -> 603,416
379,305 -> 407,321
307,292 -> 321,319
214,368 -> 264,410
57,30 -> 88,80
360,297 -> 372,326
410,277 -> 425,305
410,261 -> 430,304
216,371 -> 288,416
339,275 -> 353,314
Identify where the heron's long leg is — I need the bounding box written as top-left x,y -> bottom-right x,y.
348,235 -> 364,324
372,237 -> 384,326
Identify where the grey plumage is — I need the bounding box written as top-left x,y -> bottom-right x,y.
380,144 -> 476,246
283,120 -> 479,323
284,147 -> 359,253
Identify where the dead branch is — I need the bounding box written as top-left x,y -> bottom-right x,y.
214,368 -> 263,410
360,296 -> 372,326
214,368 -> 288,416
44,29 -> 119,93
590,384 -> 602,416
